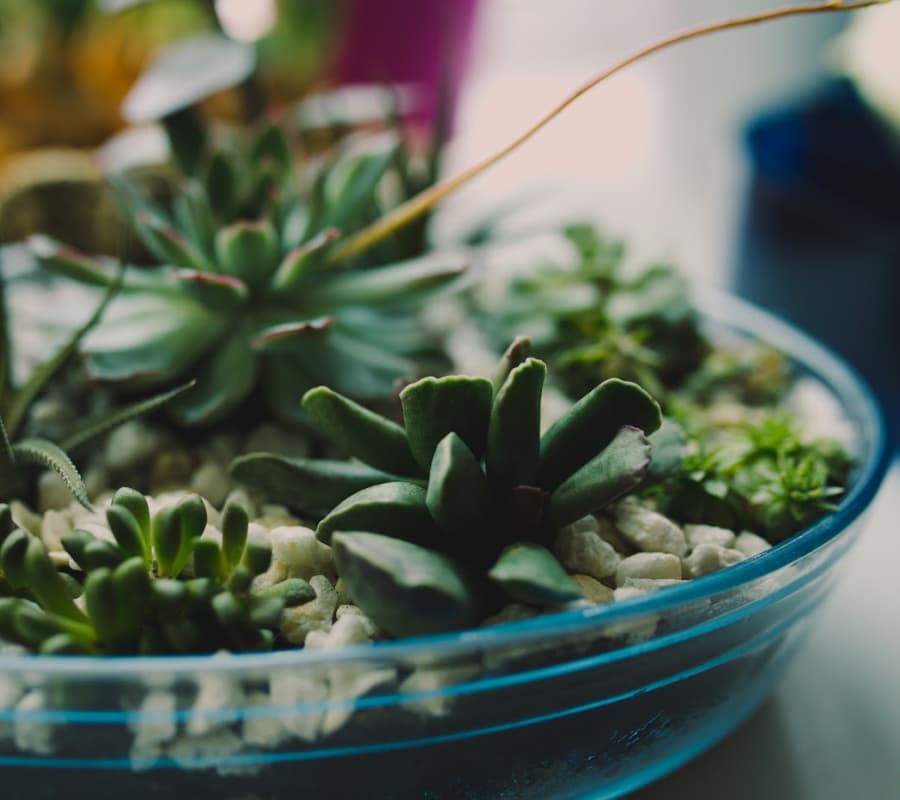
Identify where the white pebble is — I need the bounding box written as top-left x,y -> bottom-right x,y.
14,691 -> 54,755
37,471 -> 73,512
684,524 -> 736,550
683,543 -> 746,578
270,669 -> 328,741
615,552 -> 682,586
280,575 -> 337,645
10,501 -> 41,535
270,526 -> 333,580
571,574 -> 615,604
398,664 -> 479,717
320,665 -> 396,736
104,421 -> 161,471
553,518 -> 621,579
129,691 -> 177,751
189,462 -> 231,508
304,613 -> 374,649
613,499 -> 687,556
241,691 -> 289,749
734,531 -> 772,557
621,577 -> 685,593
186,670 -> 244,736
40,509 -> 71,553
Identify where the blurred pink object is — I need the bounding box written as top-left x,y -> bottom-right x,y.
333,0 -> 480,129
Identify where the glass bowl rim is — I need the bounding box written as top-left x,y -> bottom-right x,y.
0,287 -> 889,676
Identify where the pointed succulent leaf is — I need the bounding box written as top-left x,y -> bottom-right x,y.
488,542 -> 582,606
426,433 -> 491,539
12,438 -> 92,510
307,252 -> 468,308
252,124 -> 292,172
0,504 -> 14,545
106,504 -> 150,565
134,211 -> 216,272
173,180 -> 216,257
251,317 -> 334,354
205,149 -> 240,220
152,506 -> 181,577
0,529 -> 29,588
214,220 -> 280,289
25,537 -> 89,622
162,107 -> 207,176
174,270 -> 249,310
60,381 -> 197,453
548,426 -> 652,528
167,332 -> 258,427
331,531 -> 482,638
302,386 -> 419,477
270,228 -> 340,291
487,358 -> 545,489
29,235 -> 117,287
221,501 -> 249,572
323,143 -> 398,229
645,418 -> 688,486
538,379 -> 661,491
492,336 -> 533,392
231,453 -> 401,517
111,557 -> 151,647
316,482 -> 435,547
400,376 -> 494,471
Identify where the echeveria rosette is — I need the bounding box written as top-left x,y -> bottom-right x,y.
0,492 -> 310,655
31,124 -> 466,427
232,340 -> 676,638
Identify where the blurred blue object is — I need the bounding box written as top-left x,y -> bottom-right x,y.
736,78 -> 900,447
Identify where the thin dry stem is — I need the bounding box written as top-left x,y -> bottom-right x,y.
329,0 -> 893,265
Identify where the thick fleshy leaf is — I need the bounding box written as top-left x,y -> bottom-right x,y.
122,33 -> 256,123
547,426 -> 652,528
301,386 -> 419,476
24,538 -> 89,622
205,149 -> 239,221
151,506 -> 181,578
307,251 -> 468,308
316,483 -> 435,546
331,531 -> 482,638
491,336 -> 533,392
173,180 -> 216,258
230,453 -> 400,517
13,437 -> 92,510
162,108 -> 207,176
644,418 -> 688,486
486,358 -> 545,489
133,211 -> 216,272
214,220 -> 279,289
252,124 -> 292,172
29,235 -> 117,287
221,501 -> 249,573
174,270 -> 248,310
167,332 -> 258,426
488,542 -> 582,606
111,557 -> 151,649
426,433 -> 490,539
252,317 -> 334,354
322,143 -> 398,229
400,376 -> 493,471
270,228 -> 340,291
111,488 -> 151,539
106,504 -> 149,565
537,379 -> 661,491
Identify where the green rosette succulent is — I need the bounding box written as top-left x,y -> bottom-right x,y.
479,224 -> 709,401
30,122 -> 466,427
233,339 -> 679,638
0,491 -> 310,654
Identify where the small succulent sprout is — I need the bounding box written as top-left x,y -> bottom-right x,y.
235,343 -> 678,637
34,115 -> 466,427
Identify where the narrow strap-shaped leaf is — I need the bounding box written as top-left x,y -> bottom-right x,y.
488,542 -> 582,606
60,380 -> 196,452
162,107 -> 208,176
426,433 -> 491,539
151,506 -> 182,578
400,376 -> 494,471
316,482 -> 437,546
221,501 -> 249,573
24,537 -> 90,623
171,494 -> 207,576
133,210 -> 217,272
84,568 -> 117,647
306,251 -> 468,308
0,416 -> 17,499
302,386 -> 419,477
230,453 -> 403,517
172,179 -> 216,259
28,235 -> 117,287
12,437 -> 91,510
322,144 -> 398,231
486,358 -> 545,489
538,378 -> 661,492
331,531 -> 482,638
5,263 -> 123,439
547,425 -> 652,528
252,317 -> 334,353
174,269 -> 248,310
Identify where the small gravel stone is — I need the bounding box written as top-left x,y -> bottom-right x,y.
683,543 -> 746,578
104,421 -> 161,471
10,501 -> 41,535
189,461 -> 231,508
14,691 -> 53,755
40,509 -> 71,552
621,577 -> 686,593
305,613 -> 374,649
594,516 -> 633,554
553,517 -> 621,579
613,498 -> 687,556
571,574 -> 615,604
615,552 -> 682,586
270,526 -> 333,580
37,471 -> 73,512
734,531 -> 772,557
280,575 -> 338,645
684,524 -> 736,550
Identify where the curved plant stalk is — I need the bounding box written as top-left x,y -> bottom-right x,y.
328,0 -> 893,265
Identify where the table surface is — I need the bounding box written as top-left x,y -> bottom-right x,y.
628,458 -> 900,800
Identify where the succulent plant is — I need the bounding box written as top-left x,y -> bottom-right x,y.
476,224 -> 709,401
31,119 -> 466,427
232,338 -> 680,637
0,491 -> 311,654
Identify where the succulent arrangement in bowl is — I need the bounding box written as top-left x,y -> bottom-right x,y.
0,3 -> 890,798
